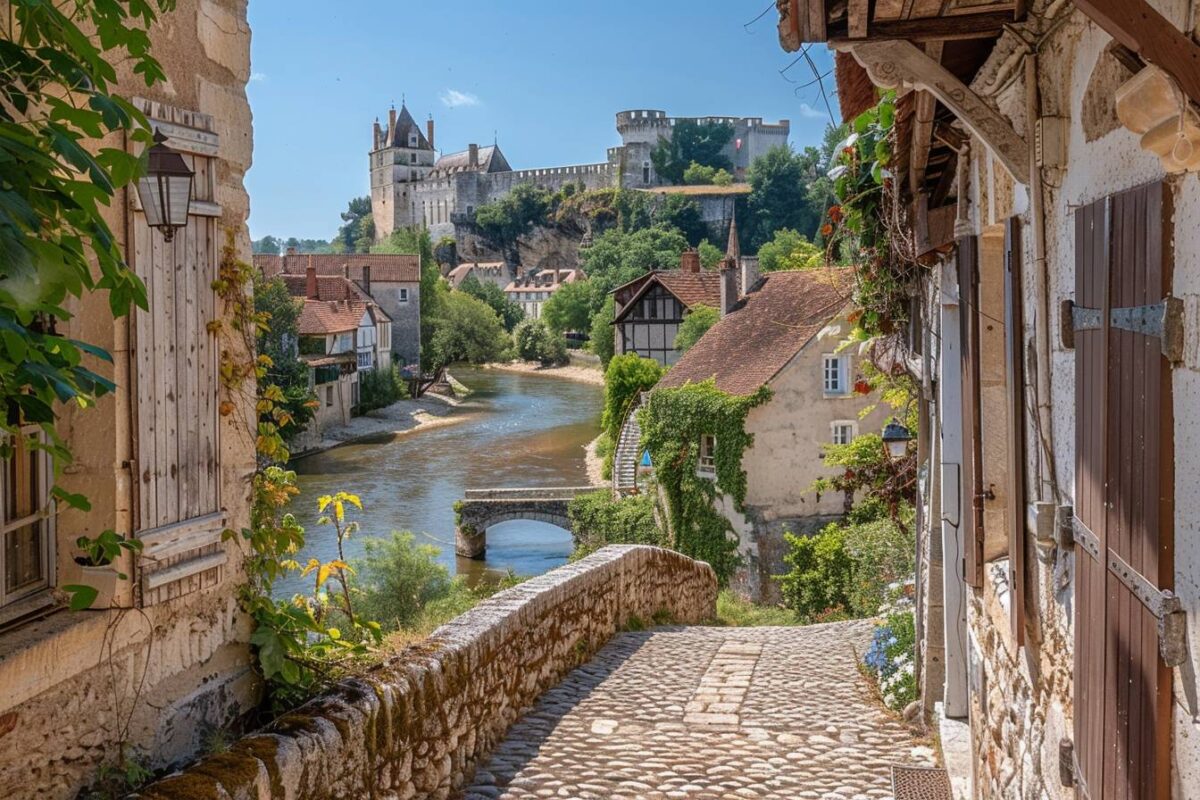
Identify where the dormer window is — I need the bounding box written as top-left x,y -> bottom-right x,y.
408,134 -> 417,147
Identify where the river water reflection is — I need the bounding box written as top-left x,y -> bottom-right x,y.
281,367 -> 602,595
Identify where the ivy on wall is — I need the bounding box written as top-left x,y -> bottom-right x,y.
639,380 -> 769,584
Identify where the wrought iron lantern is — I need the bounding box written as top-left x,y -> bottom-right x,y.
881,418 -> 914,461
136,129 -> 193,242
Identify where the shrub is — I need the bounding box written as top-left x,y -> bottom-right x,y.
862,586 -> 917,712
351,531 -> 457,632
568,490 -> 666,558
357,365 -> 408,413
714,590 -> 797,627
513,318 -> 567,366
601,354 -> 664,442
588,296 -> 616,368
778,525 -> 854,621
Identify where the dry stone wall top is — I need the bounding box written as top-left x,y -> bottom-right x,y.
133,545 -> 717,800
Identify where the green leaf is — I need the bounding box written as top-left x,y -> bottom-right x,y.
63,584 -> 99,611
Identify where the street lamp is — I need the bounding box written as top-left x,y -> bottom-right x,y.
136,129 -> 193,242
881,418 -> 914,461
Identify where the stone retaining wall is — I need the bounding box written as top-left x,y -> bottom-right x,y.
133,545 -> 718,800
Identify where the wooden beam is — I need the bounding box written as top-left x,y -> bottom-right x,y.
837,39 -> 1030,182
828,10 -> 1011,42
1073,0 -> 1200,106
910,90 -> 938,194
809,0 -> 828,41
848,0 -> 870,38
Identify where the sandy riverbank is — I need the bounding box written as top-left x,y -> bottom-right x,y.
483,360 -> 605,387
584,434 -> 609,488
291,393 -> 465,459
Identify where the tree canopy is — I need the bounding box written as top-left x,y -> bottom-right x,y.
650,120 -> 735,185
428,292 -> 509,368
674,305 -> 720,353
336,196 -> 374,253
682,162 -> 734,186
756,228 -> 824,271
473,183 -> 553,263
541,280 -> 595,334
253,273 -> 315,442
457,274 -> 523,332
580,225 -> 689,299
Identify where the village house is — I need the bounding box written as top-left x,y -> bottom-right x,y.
503,268 -> 585,321
627,263 -> 888,601
611,250 -> 724,365
446,260 -> 509,290
255,251 -> 421,367
0,2 -> 257,797
775,0 -> 1200,797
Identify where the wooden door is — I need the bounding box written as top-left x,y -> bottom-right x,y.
1072,181 -> 1174,800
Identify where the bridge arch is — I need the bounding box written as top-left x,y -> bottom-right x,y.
454,487 -> 592,559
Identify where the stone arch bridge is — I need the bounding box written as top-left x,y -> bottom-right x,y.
455,487 -> 594,558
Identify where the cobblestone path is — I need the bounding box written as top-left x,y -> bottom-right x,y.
459,621 -> 935,800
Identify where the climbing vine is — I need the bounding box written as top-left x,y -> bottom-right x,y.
824,92 -> 920,338
639,381 -> 769,584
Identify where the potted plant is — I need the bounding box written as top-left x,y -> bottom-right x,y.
63,531 -> 143,610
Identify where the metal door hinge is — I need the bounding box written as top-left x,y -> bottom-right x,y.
1060,297 -> 1184,362
1108,550 -> 1189,667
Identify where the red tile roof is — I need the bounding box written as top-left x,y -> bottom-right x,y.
254,253 -> 420,283
657,269 -> 852,397
297,299 -> 369,336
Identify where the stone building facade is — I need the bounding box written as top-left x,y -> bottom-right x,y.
370,108 -> 790,243
0,2 -> 257,798
775,1 -> 1200,797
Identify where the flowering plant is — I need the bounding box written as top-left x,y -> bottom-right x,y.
862,580 -> 917,712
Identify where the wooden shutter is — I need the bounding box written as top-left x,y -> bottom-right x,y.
131,100 -> 226,605
1002,217 -> 1027,644
1071,182 -> 1174,800
957,235 -> 984,588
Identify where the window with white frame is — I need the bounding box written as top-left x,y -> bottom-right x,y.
831,421 -> 857,445
697,434 -> 717,478
399,288 -> 409,302
1,427 -> 53,607
823,354 -> 850,395
357,349 -> 373,370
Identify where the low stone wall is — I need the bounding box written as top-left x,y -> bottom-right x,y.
133,545 -> 717,800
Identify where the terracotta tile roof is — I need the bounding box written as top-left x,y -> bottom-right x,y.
657,269 -> 852,396
503,268 -> 585,294
254,253 -> 420,283
654,271 -> 724,309
447,262 -> 507,288
297,298 -> 369,336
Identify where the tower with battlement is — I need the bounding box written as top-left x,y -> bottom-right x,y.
370,103 -> 437,240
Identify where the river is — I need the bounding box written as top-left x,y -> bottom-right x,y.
280,367 -> 602,595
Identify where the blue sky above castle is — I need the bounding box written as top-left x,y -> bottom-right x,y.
246,1 -> 838,240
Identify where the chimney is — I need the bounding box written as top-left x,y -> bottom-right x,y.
740,256 -> 762,296
679,248 -> 701,274
720,263 -> 739,317
426,117 -> 435,151
306,257 -> 317,300
286,246 -> 298,256
468,143 -> 479,168
362,265 -> 371,297
388,106 -> 397,141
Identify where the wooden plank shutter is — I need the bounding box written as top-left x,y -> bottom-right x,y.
131,100 -> 226,605
1003,217 -> 1027,644
1071,182 -> 1174,800
957,235 -> 984,588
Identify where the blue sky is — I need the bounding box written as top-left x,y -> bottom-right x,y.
245,1 -> 837,240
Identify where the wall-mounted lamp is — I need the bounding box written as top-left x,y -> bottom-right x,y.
136,129 -> 193,242
881,418 -> 914,461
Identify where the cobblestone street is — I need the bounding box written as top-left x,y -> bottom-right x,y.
459,621 -> 935,800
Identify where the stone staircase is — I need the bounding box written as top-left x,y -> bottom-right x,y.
613,393 -> 647,496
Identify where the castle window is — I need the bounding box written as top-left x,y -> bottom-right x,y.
409,134 -> 417,147
642,162 -> 651,184
411,153 -> 416,164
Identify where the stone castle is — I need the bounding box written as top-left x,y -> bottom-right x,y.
369,105 -> 790,242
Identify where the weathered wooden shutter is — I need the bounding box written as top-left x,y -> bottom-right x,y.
131,100 -> 226,605
1002,217 -> 1027,644
957,235 -> 984,588
1071,181 -> 1175,800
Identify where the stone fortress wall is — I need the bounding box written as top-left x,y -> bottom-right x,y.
132,546 -> 718,800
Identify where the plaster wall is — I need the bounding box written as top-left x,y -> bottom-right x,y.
0,4 -> 257,797
369,282 -> 421,367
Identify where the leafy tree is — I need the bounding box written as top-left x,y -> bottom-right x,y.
588,296 -> 616,368
601,354 -> 664,443
513,318 -> 567,366
352,532 -> 456,631
278,237 -> 334,254
757,228 -> 824,271
682,162 -> 734,186
433,235 -> 456,267
654,194 -> 707,246
254,235 -> 282,255
581,225 -> 689,300
541,280 -> 594,333
336,196 -> 373,253
674,305 -> 719,353
428,292 -> 509,368
650,120 -> 735,185
0,0 -> 179,496
698,240 -> 724,269
457,274 -> 522,331
746,145 -> 823,251
473,183 -> 553,264
253,273 -> 315,442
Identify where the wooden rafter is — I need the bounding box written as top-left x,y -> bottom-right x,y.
837,39 -> 1030,183
828,10 -> 1012,43
909,42 -> 944,196
1073,0 -> 1200,107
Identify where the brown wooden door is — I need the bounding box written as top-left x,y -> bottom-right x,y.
1072,181 -> 1174,800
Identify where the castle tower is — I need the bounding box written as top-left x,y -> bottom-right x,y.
370,102 -> 437,241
